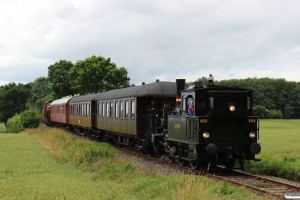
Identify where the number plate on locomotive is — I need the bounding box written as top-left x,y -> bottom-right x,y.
248,118 -> 256,123
200,118 -> 208,123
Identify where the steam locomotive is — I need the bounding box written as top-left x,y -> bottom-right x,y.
43,75 -> 261,171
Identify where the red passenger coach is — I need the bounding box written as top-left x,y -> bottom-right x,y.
50,96 -> 73,126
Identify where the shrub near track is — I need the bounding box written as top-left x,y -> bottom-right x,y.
246,119 -> 300,181
0,125 -> 271,200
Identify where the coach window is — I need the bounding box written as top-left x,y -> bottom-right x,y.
110,101 -> 113,118
85,103 -> 88,116
100,102 -> 102,117
86,103 -> 88,116
83,104 -> 85,116
120,100 -> 123,119
106,102 -> 109,118
102,102 -> 105,117
115,101 -> 118,118
131,99 -> 135,119
84,103 -> 88,116
125,100 -> 129,119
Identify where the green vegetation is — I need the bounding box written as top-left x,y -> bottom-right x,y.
0,123 -> 6,133
0,126 -> 269,200
6,108 -> 43,133
6,114 -> 23,133
48,56 -> 130,99
0,82 -> 31,125
246,119 -> 300,181
216,78 -> 300,119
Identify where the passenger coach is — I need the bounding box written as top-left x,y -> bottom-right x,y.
49,97 -> 73,126
66,80 -> 178,144
94,81 -> 177,144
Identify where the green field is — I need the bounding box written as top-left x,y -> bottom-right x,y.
247,119 -> 300,180
0,126 -> 269,200
0,123 -> 6,133
259,119 -> 300,157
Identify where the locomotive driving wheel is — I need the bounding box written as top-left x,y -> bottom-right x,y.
178,158 -> 185,166
168,156 -> 175,163
189,160 -> 198,170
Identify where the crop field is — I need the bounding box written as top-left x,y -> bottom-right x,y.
247,119 -> 300,180
0,125 -> 269,200
258,119 -> 300,157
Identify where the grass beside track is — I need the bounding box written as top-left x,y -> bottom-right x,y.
0,126 -> 269,200
246,119 -> 300,180
0,123 -> 6,133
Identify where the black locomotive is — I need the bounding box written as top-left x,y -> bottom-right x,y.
44,75 -> 261,171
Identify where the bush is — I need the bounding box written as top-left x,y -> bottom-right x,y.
6,109 -> 43,133
20,108 -> 43,128
7,114 -> 24,133
253,105 -> 282,119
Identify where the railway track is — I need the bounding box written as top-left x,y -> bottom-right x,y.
117,145 -> 300,199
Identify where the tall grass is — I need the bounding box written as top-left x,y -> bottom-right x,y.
0,126 -> 270,199
0,123 -> 6,133
246,119 -> 300,181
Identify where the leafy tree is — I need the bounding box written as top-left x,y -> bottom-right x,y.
216,77 -> 300,119
186,76 -> 208,88
0,82 -> 31,125
48,60 -> 75,99
69,55 -> 130,94
27,77 -> 53,110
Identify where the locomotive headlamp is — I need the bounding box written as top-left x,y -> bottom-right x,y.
228,103 -> 235,111
203,132 -> 210,139
249,131 -> 256,138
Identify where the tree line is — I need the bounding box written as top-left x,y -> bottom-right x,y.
186,77 -> 300,119
0,55 -> 130,126
1,58 -> 300,126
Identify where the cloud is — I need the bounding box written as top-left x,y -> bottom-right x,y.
0,0 -> 300,86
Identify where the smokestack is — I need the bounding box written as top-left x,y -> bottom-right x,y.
176,79 -> 185,96
176,79 -> 185,105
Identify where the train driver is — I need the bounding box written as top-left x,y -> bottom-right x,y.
188,100 -> 194,116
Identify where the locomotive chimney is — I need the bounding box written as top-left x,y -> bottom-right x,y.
176,79 -> 185,105
176,79 -> 185,96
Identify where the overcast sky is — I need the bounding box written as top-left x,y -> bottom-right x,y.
1,0 -> 300,86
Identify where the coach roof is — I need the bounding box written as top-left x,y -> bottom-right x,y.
69,93 -> 100,103
69,81 -> 176,103
50,96 -> 73,105
95,81 -> 176,101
